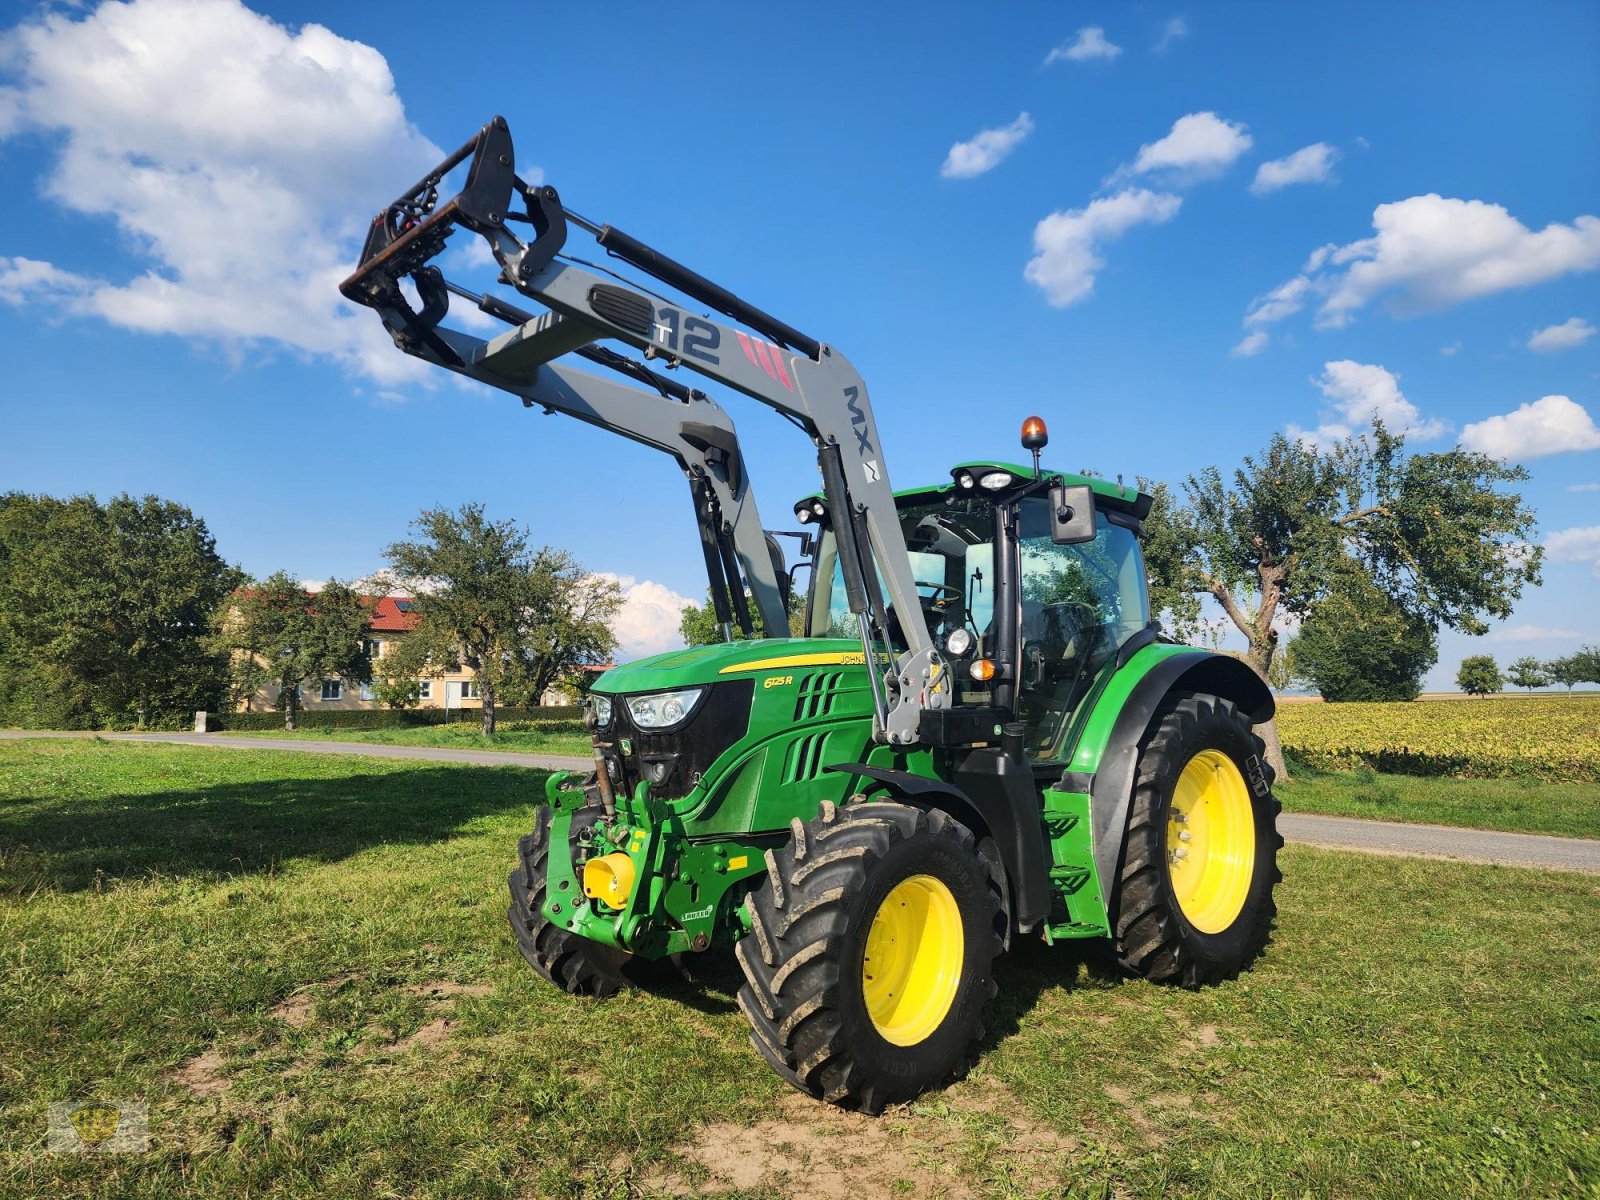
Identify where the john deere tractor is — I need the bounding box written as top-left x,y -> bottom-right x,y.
343,116 -> 1282,1114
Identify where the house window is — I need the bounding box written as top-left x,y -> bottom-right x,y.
461,680 -> 480,700
416,680 -> 433,700
359,682 -> 375,701
364,639 -> 384,659
320,680 -> 343,701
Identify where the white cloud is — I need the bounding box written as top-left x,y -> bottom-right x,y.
940,112 -> 1034,180
1244,275 -> 1310,327
1153,17 -> 1188,51
1440,342 -> 1462,356
1024,189 -> 1182,307
1251,142 -> 1339,195
1460,395 -> 1600,461
1487,623 -> 1580,642
0,0 -> 455,383
1528,317 -> 1596,353
1568,481 -> 1600,492
1545,525 -> 1600,577
1045,27 -> 1122,65
1231,330 -> 1268,357
1312,196 -> 1600,328
1289,360 -> 1450,445
597,573 -> 695,661
1123,112 -> 1252,183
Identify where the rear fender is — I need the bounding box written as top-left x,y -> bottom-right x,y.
1085,649 -> 1273,894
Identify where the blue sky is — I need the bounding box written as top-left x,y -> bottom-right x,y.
1,0 -> 1597,682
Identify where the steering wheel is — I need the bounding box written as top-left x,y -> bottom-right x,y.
915,582 -> 963,612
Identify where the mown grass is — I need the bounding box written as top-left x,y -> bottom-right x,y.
227,719 -> 592,758
1276,757 -> 1600,839
1,739 -> 1596,1199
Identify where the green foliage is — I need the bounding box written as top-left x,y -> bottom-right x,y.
1182,425 -> 1541,684
1506,656 -> 1547,691
1135,477 -> 1203,641
1456,654 -> 1503,697
679,584 -> 805,647
215,572 -> 372,731
212,704 -> 577,731
381,504 -> 620,732
0,492 -> 239,728
1292,562 -> 1437,702
1277,695 -> 1600,782
1543,654 -> 1584,692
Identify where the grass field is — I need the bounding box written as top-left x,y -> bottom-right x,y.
2,739 -> 1596,1199
1275,759 -> 1600,839
228,719 -> 592,758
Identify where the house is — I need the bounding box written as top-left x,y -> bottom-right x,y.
234,594 -> 608,712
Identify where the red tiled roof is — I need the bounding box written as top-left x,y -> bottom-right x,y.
368,596 -> 419,632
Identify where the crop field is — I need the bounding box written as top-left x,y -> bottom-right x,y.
1275,695 -> 1600,782
2,739 -> 1597,1200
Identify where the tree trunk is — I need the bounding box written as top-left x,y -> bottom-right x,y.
1244,644 -> 1290,782
285,683 -> 298,732
481,681 -> 496,737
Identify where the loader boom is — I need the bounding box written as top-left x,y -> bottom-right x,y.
341,115 -> 950,741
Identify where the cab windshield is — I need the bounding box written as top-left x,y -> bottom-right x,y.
807,490 -> 1150,759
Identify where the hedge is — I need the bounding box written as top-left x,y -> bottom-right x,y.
212,705 -> 581,731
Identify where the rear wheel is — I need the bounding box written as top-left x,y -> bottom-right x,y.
506,803 -> 659,997
1114,693 -> 1282,987
735,799 -> 1002,1114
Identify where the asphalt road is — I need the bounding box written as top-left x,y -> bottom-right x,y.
5,730 -> 1598,874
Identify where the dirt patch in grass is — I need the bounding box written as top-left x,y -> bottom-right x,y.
404,980 -> 494,1000
170,1048 -> 228,1098
648,1075 -> 1075,1198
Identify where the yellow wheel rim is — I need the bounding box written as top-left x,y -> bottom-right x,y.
861,874 -> 964,1046
1167,749 -> 1256,934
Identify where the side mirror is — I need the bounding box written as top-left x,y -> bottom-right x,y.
1049,484 -> 1096,545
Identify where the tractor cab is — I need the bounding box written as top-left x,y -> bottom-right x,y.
800,424 -> 1157,761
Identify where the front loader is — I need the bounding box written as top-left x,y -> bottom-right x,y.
343,116 -> 1283,1114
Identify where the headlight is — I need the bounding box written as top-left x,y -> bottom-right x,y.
979,471 -> 1015,490
592,694 -> 612,725
945,628 -> 974,657
625,687 -> 704,729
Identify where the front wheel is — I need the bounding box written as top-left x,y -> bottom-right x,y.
1113,693 -> 1283,988
735,799 -> 1002,1114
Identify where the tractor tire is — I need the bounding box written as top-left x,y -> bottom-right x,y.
1114,692 -> 1283,988
735,799 -> 1003,1114
506,804 -> 658,998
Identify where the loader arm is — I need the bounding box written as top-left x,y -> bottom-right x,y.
424,290 -> 785,640
341,116 -> 948,742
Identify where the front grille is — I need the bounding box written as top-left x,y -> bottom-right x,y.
594,679 -> 753,800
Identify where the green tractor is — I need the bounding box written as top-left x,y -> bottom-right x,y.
343,117 -> 1282,1114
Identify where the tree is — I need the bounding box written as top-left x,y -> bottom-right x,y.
382,504 -> 620,734
0,492 -> 239,728
217,573 -> 372,731
1292,561 -> 1437,702
679,584 -> 806,648
1136,478 -> 1204,643
1544,655 -> 1583,693
1572,645 -> 1600,687
1506,656 -> 1547,691
1457,654 -> 1502,697
1183,424 -> 1540,772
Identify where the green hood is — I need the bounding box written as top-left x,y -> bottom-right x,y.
595,638 -> 871,695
